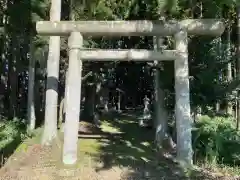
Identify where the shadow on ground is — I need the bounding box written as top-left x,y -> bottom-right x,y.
0,111 -> 237,179
88,110 -> 235,180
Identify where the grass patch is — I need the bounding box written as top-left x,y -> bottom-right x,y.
0,119 -> 27,166
0,120 -> 25,149
100,120 -> 122,133
15,127 -> 43,153
78,139 -> 101,155
196,161 -> 240,176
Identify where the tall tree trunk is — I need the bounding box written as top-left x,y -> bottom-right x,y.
102,87 -> 109,112
226,24 -> 233,115
42,0 -> 62,145
154,36 -> 175,153
154,69 -> 168,145
83,84 -> 96,121
0,8 -> 8,117
34,70 -> 41,126
216,101 -> 220,113
27,40 -> 36,130
70,0 -> 75,20
233,60 -> 237,119
83,64 -> 100,122
154,36 -> 167,136
8,35 -> 18,119
237,5 -> 240,130
25,0 -> 35,130
216,34 -> 223,114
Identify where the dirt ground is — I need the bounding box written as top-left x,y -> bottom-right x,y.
0,114 -> 239,180
0,140 -> 237,180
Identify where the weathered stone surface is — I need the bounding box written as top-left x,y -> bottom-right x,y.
174,28 -> 193,167
36,19 -> 225,36
80,49 -> 177,61
62,32 -> 83,165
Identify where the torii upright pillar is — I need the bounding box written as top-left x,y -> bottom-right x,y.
63,32 -> 83,165
174,27 -> 192,166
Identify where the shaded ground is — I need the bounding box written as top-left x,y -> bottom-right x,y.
0,111 -> 239,180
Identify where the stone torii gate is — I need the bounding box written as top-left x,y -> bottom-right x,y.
36,19 -> 225,166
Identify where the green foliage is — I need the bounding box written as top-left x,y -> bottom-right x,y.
189,37 -> 229,109
0,119 -> 27,150
155,0 -> 178,15
193,115 -> 240,165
